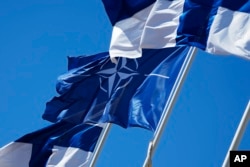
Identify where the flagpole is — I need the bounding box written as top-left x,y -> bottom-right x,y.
89,123 -> 112,167
222,100 -> 250,167
143,47 -> 197,167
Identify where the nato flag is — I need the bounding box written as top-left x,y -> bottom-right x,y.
43,46 -> 190,131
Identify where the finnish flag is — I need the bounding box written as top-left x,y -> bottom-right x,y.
102,0 -> 250,60
0,122 -> 102,167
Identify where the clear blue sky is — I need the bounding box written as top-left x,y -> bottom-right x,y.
0,1 -> 250,167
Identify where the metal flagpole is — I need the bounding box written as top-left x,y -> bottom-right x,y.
89,123 -> 112,167
143,46 -> 197,167
222,100 -> 250,167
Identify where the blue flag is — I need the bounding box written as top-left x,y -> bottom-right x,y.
103,0 -> 250,60
43,46 -> 190,131
0,122 -> 102,167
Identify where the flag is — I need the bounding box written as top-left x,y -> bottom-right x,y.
0,122 -> 103,167
102,0 -> 250,60
101,0 -> 156,59
43,46 -> 190,131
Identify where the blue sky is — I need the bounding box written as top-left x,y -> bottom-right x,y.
0,1 -> 250,167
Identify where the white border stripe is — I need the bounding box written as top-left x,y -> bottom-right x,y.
0,142 -> 32,167
207,6 -> 250,59
109,4 -> 154,59
140,0 -> 184,49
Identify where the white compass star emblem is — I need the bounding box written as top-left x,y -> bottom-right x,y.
96,58 -> 139,97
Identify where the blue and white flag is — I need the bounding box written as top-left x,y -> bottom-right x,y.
101,0 -> 156,60
0,122 -> 102,167
102,0 -> 250,60
43,46 -> 190,131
